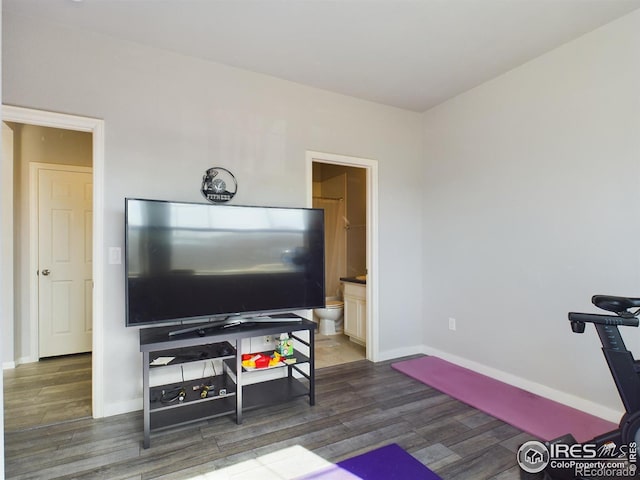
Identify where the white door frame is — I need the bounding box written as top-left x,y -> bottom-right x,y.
30,162 -> 93,357
2,122 -> 16,370
2,105 -> 105,418
306,151 -> 379,362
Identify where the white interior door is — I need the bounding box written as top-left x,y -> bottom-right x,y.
38,166 -> 93,358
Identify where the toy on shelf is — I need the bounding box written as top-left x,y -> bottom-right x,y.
241,351 -> 285,370
278,333 -> 294,356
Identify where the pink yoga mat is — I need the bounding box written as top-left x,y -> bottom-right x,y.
392,356 -> 617,442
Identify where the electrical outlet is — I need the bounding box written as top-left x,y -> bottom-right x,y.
448,317 -> 456,331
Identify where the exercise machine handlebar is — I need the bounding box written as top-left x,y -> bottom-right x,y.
568,312 -> 640,327
568,312 -> 639,333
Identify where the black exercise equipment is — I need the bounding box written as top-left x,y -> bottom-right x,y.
539,295 -> 640,479
569,295 -> 640,446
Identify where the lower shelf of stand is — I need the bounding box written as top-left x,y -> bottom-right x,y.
242,377 -> 310,411
150,377 -> 310,431
150,377 -> 236,412
150,394 -> 237,431
149,376 -> 237,431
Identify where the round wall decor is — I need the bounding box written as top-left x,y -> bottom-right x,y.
201,167 -> 237,203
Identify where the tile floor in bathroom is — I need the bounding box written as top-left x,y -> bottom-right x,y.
314,333 -> 366,369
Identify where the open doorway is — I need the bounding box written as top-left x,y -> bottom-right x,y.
306,151 -> 379,368
2,105 -> 106,430
2,123 -> 93,430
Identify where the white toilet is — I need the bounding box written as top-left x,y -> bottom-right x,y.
314,298 -> 344,335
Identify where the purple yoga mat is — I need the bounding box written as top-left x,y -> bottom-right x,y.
392,356 -> 617,442
337,444 -> 441,480
299,444 -> 441,480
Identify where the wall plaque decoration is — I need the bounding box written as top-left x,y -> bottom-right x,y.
201,167 -> 237,203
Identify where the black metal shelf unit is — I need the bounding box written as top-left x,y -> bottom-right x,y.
139,315 -> 316,448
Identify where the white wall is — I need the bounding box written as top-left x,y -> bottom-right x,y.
16,125 -> 92,166
422,9 -> 640,419
2,13 -> 424,415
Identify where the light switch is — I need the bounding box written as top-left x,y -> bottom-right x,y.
108,247 -> 122,265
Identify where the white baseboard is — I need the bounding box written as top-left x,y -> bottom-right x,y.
376,344 -> 425,363
421,345 -> 622,424
18,355 -> 37,365
3,356 -> 39,370
2,361 -> 16,370
103,398 -> 142,418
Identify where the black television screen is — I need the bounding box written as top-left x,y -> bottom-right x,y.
125,198 -> 325,327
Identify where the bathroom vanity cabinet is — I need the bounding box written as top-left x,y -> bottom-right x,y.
343,282 -> 366,344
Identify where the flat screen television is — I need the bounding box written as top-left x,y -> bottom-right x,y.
125,198 -> 325,328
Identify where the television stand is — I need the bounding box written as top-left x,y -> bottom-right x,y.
139,314 -> 315,448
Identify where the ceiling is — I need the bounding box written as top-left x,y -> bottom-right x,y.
5,0 -> 640,112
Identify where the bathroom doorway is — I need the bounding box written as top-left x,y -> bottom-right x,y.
307,151 -> 379,367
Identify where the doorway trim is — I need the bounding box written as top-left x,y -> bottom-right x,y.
306,151 -> 379,362
2,105 -> 105,418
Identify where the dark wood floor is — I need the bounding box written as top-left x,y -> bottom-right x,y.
3,356 -> 534,480
3,353 -> 92,432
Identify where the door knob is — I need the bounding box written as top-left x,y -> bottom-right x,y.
41,269 -> 51,276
